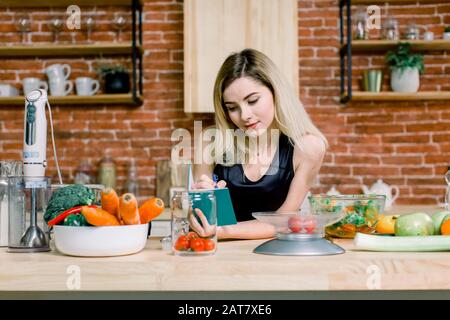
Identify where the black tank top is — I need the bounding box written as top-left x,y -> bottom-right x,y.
213,134 -> 295,222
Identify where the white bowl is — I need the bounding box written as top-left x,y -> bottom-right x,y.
53,224 -> 149,257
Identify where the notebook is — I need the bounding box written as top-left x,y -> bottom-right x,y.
186,163 -> 237,226
188,188 -> 237,226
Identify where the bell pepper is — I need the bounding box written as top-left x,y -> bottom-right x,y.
63,213 -> 90,227
47,205 -> 97,226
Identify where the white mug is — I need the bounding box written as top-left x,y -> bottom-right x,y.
49,77 -> 73,96
45,64 -> 71,81
423,31 -> 434,41
22,77 -> 48,95
0,84 -> 19,97
75,77 -> 100,96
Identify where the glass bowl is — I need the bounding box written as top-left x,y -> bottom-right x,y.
308,194 -> 386,239
252,209 -> 346,238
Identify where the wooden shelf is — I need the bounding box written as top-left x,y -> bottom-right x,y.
0,0 -> 142,7
343,40 -> 450,53
347,0 -> 443,4
345,91 -> 450,102
0,94 -> 142,106
0,43 -> 142,57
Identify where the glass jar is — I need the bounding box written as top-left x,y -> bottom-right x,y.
0,161 -> 22,247
74,159 -> 94,185
8,176 -> 51,252
171,190 -> 217,256
382,16 -> 399,40
98,155 -> 116,189
404,23 -> 419,40
353,10 -> 368,40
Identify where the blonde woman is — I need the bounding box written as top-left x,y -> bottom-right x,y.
192,48 -> 327,240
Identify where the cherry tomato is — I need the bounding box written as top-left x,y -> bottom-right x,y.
302,217 -> 317,234
203,238 -> 215,251
174,235 -> 190,251
288,216 -> 302,233
190,238 -> 205,252
187,231 -> 199,241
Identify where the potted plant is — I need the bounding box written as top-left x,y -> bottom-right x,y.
444,26 -> 450,40
96,64 -> 130,94
385,42 -> 424,93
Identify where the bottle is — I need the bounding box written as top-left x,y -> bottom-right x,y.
74,159 -> 94,185
98,155 -> 116,189
445,166 -> 450,210
125,159 -> 139,197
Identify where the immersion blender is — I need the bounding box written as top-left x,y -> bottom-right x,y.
20,89 -> 49,249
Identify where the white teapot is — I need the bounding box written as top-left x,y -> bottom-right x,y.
361,179 -> 399,209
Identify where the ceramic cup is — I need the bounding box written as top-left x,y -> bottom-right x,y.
363,70 -> 383,92
75,77 -> 100,96
49,77 -> 73,96
0,84 -> 19,97
22,77 -> 48,96
423,31 -> 434,41
45,64 -> 71,81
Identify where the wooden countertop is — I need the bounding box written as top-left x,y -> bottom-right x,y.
0,205 -> 449,299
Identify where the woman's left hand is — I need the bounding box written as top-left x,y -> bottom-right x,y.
189,208 -> 217,238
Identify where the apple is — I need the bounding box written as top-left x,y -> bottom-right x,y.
431,211 -> 450,235
395,213 -> 434,236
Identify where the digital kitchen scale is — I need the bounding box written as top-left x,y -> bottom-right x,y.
252,211 -> 346,256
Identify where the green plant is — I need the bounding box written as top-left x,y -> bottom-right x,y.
385,42 -> 424,74
96,64 -> 128,76
445,26 -> 450,33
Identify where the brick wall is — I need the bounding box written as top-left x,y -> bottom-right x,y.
0,0 -> 449,205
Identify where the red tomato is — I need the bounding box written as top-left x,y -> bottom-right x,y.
190,238 -> 205,252
203,238 -> 215,251
174,235 -> 190,251
302,217 -> 317,234
187,231 -> 199,240
288,216 -> 302,233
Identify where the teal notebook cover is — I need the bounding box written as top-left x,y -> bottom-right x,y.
188,188 -> 237,226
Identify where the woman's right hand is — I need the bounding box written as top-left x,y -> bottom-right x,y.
192,174 -> 226,189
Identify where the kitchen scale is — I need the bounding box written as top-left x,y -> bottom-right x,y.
252,210 -> 346,256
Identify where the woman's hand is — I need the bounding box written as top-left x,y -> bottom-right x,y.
189,208 -> 217,238
192,174 -> 226,189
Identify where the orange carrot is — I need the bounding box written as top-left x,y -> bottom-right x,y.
81,206 -> 120,226
119,193 -> 141,225
101,188 -> 119,218
139,197 -> 165,224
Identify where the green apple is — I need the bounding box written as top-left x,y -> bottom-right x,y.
395,213 -> 434,236
431,211 -> 450,235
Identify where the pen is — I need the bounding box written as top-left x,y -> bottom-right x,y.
212,174 -> 218,188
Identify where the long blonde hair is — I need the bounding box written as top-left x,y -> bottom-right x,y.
212,48 -> 327,165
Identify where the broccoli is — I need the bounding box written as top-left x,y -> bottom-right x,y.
44,184 -> 96,222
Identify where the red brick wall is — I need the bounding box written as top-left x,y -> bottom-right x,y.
300,0 -> 450,205
0,0 -> 449,205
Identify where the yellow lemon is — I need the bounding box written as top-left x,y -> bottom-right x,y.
375,214 -> 399,234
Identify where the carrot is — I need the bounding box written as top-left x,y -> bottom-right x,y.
119,193 -> 141,225
139,197 -> 165,224
81,206 -> 120,226
101,188 -> 119,218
